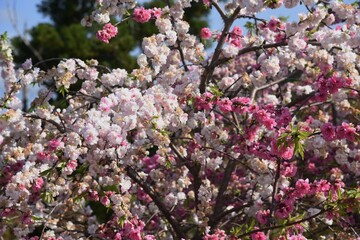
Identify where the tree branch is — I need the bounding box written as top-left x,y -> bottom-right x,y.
125,166 -> 185,239
24,114 -> 66,133
250,70 -> 303,102
208,158 -> 236,228
238,208 -> 330,238
200,6 -> 241,93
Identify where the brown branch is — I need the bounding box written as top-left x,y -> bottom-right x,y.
208,158 -> 237,228
209,203 -> 251,228
238,208 -> 330,238
266,157 -> 281,235
24,114 -> 66,133
200,6 -> 241,93
125,166 -> 185,239
250,70 -> 303,102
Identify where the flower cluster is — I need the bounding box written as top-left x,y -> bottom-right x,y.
1,0 -> 360,239
133,7 -> 162,23
96,23 -> 118,43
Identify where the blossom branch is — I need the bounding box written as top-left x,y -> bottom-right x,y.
238,208 -> 330,238
250,70 -> 303,102
125,166 -> 185,239
24,114 -> 66,133
200,6 -> 241,93
209,158 -> 236,227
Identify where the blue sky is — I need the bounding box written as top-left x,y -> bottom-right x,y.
0,0 -> 50,38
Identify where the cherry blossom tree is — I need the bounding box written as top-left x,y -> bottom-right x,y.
1,0 -> 360,239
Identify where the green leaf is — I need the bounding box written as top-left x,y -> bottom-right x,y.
40,168 -> 52,177
165,158 -> 172,169
278,16 -> 289,22
41,191 -> 54,204
118,215 -> 126,228
58,86 -> 69,97
209,84 -> 223,97
32,215 -> 43,221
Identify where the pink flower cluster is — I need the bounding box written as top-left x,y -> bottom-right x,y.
201,27 -> 212,39
228,26 -> 243,48
315,75 -> 352,101
273,179 -> 342,220
259,17 -> 286,43
96,23 -> 118,43
321,122 -> 357,141
203,229 -> 227,240
98,215 -> 155,240
133,7 -> 162,23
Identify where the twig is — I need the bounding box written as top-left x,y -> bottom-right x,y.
39,204 -> 60,240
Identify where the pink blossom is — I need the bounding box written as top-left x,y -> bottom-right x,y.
67,160 -> 77,170
232,26 -> 243,36
268,18 -> 279,31
1,208 -> 15,217
49,138 -> 61,150
202,0 -> 211,7
256,209 -> 270,224
326,76 -> 343,94
89,190 -> 99,201
314,179 -> 331,193
277,108 -> 292,126
99,97 -> 114,112
281,163 -> 297,177
129,230 -> 142,240
32,177 -> 44,191
216,98 -> 232,112
201,28 -> 212,39
251,231 -> 267,240
272,139 -> 294,160
97,23 -> 118,43
36,152 -> 48,161
203,229 -> 227,240
195,92 -> 214,110
254,109 -> 277,130
295,179 -> 310,197
232,97 -> 250,114
21,213 -> 33,225
289,234 -> 307,240
114,233 -> 122,240
336,122 -> 356,141
230,38 -> 241,48
151,8 -> 162,18
321,122 -> 336,141
275,201 -> 294,219
100,196 -> 110,207
133,7 -> 152,23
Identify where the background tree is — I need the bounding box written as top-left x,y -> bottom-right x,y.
11,0 -> 210,71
